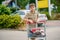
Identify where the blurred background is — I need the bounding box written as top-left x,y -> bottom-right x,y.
0,0 -> 60,20
0,0 -> 60,40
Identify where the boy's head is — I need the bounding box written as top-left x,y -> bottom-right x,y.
29,3 -> 36,11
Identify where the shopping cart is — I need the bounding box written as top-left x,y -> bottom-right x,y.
27,20 -> 46,40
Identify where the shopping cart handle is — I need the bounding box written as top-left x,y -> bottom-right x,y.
37,20 -> 46,23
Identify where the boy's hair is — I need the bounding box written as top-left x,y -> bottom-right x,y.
29,3 -> 35,7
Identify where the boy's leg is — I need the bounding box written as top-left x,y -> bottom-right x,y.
31,38 -> 35,40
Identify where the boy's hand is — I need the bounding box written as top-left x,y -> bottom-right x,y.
24,19 -> 33,24
28,20 -> 33,24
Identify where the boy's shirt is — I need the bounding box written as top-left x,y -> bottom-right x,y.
24,11 -> 39,29
25,11 -> 39,22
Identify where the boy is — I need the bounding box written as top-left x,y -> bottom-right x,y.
24,3 -> 39,40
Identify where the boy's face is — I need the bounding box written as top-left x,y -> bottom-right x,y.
30,6 -> 35,11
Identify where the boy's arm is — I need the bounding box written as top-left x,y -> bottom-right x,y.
24,13 -> 29,21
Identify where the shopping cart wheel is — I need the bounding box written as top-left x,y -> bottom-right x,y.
38,39 -> 44,40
